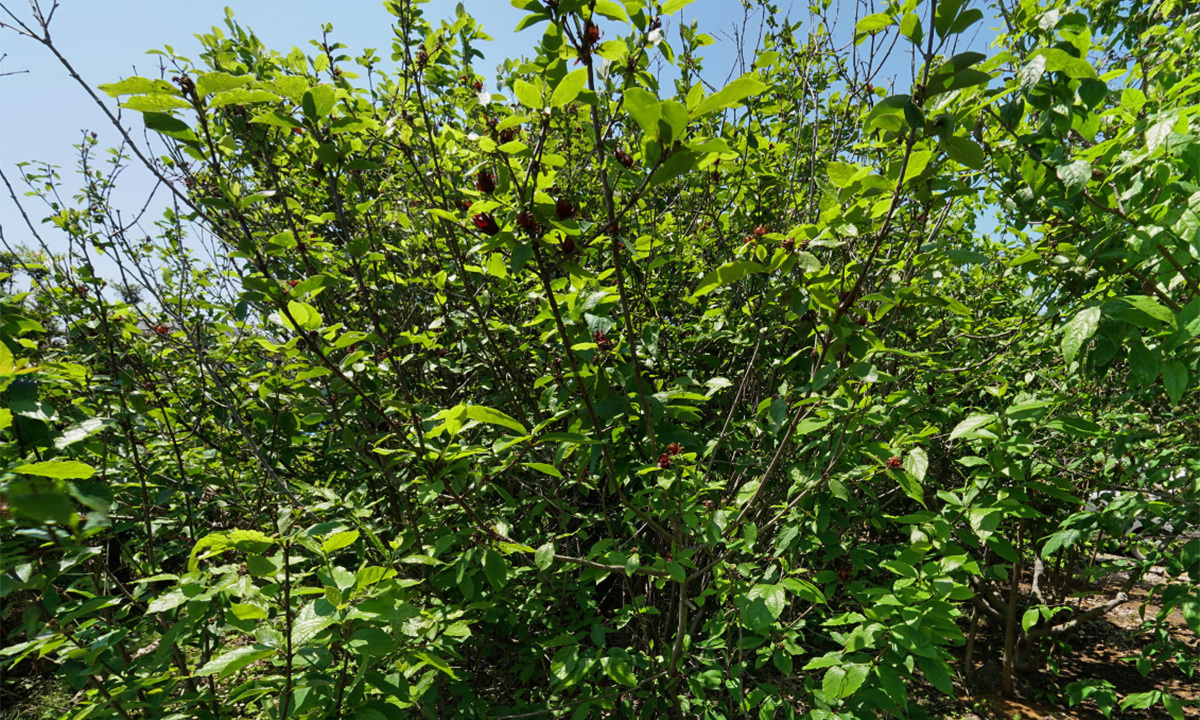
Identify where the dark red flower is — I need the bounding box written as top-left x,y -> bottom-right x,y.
153,324 -> 170,336
754,225 -> 767,237
475,169 -> 496,194
472,213 -> 500,236
887,455 -> 903,469
658,453 -> 672,469
561,237 -> 576,254
555,198 -> 577,220
473,79 -> 484,91
593,330 -> 613,351
667,442 -> 683,455
584,23 -> 601,46
614,149 -> 634,168
781,237 -> 795,252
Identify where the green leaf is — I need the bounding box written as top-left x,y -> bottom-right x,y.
524,462 -> 562,478
1163,361 -> 1188,404
917,655 -> 955,695
322,530 -> 360,554
661,0 -> 695,11
13,460 -> 95,480
466,405 -> 527,434
1056,159 -> 1091,195
302,84 -> 337,121
593,0 -> 629,22
903,448 -> 928,482
1062,307 -> 1100,365
896,469 -> 926,506
291,602 -> 336,646
1078,78 -> 1107,109
1044,416 -> 1103,437
748,583 -> 787,619
934,0 -> 964,37
827,161 -> 860,188
692,261 -> 765,297
601,655 -> 637,686
691,73 -> 767,118
274,301 -> 323,331
121,94 -> 192,112
196,645 -> 274,679
881,560 -> 917,578
1022,608 -> 1041,632
349,627 -> 396,656
647,149 -> 698,187
483,549 -> 509,590
1106,295 -> 1175,329
143,112 -> 197,142
623,88 -> 661,135
414,651 -> 458,679
209,88 -> 282,108
855,13 -> 893,37
513,79 -> 544,109
535,542 -> 555,571
98,77 -> 175,97
550,68 -> 588,108
941,136 -> 984,169
146,589 -> 188,614
1032,48 -> 1097,79
195,72 -> 254,98
902,150 -> 933,184
823,663 -> 869,699
949,413 -> 997,440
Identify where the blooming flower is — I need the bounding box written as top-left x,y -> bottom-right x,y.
647,28 -> 664,46
472,213 -> 500,236
477,91 -> 492,106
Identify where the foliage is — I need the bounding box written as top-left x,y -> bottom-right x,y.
1,0 -> 1198,718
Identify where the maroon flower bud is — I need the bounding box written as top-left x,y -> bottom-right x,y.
887,455 -> 903,469
593,330 -> 613,351
473,79 -> 484,91
781,237 -> 795,252
658,453 -> 672,469
614,149 -> 634,168
472,213 -> 500,236
555,198 -> 577,219
475,169 -> 496,194
516,210 -> 535,229
561,237 -> 576,254
498,128 -> 516,143
584,23 -> 601,46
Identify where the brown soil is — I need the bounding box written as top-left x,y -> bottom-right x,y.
942,568 -> 1199,720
